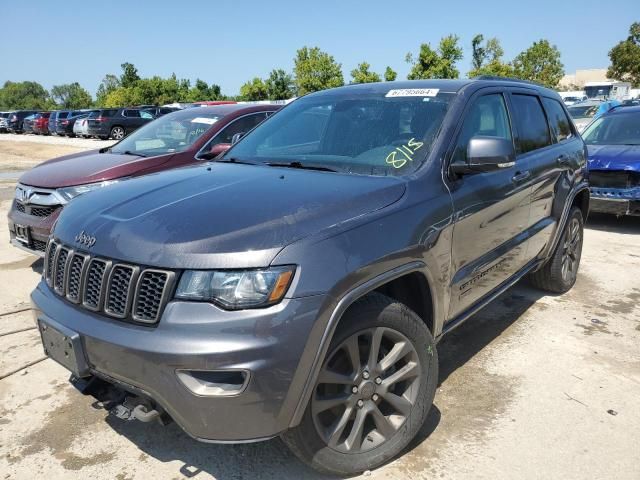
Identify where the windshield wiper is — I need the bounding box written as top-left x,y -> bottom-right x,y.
121,150 -> 147,157
266,161 -> 337,172
216,157 -> 261,165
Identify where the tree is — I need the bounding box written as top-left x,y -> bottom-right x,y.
95,74 -> 121,106
512,40 -> 564,88
471,34 -> 486,71
0,81 -> 50,109
120,62 -> 140,88
265,69 -> 295,99
239,77 -> 269,101
294,46 -> 344,95
50,82 -> 93,108
384,66 -> 397,82
607,22 -> 640,87
468,36 -> 514,78
406,35 -> 463,79
350,62 -> 381,84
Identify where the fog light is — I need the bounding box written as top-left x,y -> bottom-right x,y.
176,369 -> 249,396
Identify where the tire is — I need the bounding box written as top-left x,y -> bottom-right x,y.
529,206 -> 584,293
281,292 -> 438,476
110,126 -> 125,140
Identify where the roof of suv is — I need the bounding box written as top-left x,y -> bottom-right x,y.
307,78 -> 557,97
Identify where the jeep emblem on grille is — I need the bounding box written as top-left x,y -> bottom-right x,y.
74,230 -> 96,248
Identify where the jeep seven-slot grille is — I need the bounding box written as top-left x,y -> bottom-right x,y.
44,240 -> 173,324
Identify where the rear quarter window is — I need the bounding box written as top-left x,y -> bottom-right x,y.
542,98 -> 573,142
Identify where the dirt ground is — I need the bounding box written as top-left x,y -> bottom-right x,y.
0,136 -> 638,479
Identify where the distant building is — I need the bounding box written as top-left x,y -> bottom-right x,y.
559,69 -> 632,100
559,68 -> 609,89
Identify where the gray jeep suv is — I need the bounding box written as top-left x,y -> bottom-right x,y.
32,78 -> 589,475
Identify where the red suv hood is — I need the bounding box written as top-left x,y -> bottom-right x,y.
19,150 -> 175,188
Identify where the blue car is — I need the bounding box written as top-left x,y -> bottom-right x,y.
582,105 -> 640,216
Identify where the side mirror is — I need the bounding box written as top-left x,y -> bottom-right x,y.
450,136 -> 516,176
231,132 -> 245,145
199,142 -> 231,160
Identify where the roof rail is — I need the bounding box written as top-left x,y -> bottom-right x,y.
474,75 -> 545,87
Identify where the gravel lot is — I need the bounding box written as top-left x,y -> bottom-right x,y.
0,137 -> 639,479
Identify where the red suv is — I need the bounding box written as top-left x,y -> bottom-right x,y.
32,112 -> 51,134
8,104 -> 279,255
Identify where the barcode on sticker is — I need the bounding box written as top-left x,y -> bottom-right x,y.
385,88 -> 439,98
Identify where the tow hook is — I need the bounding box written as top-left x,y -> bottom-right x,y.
110,396 -> 160,423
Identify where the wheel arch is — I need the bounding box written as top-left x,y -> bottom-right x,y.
289,261 -> 437,427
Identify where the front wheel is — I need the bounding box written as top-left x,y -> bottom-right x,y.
281,293 -> 438,476
529,206 -> 584,293
110,126 -> 125,140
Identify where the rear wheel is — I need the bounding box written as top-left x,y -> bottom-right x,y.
282,293 -> 437,476
110,126 -> 125,140
529,206 -> 584,293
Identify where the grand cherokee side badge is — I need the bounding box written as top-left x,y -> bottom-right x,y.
74,230 -> 96,248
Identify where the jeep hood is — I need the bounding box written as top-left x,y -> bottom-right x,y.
587,144 -> 640,172
54,163 -> 406,269
19,150 -> 175,188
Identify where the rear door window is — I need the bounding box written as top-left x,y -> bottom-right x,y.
123,109 -> 141,118
542,98 -> 573,142
510,94 -> 552,154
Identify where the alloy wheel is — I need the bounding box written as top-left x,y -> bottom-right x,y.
111,127 -> 124,140
561,217 -> 581,282
311,327 -> 421,454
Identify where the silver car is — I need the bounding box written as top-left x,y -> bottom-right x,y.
73,115 -> 90,137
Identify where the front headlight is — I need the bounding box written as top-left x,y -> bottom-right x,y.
58,180 -> 120,201
175,266 -> 295,309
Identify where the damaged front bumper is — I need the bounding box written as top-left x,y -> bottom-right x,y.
590,186 -> 640,216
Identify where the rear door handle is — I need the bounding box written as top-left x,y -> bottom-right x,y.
512,171 -> 531,183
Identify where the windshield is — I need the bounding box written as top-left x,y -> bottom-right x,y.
225,90 -> 455,175
582,113 -> 640,146
568,104 -> 599,119
110,109 -> 221,156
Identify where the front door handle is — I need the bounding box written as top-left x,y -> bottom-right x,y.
557,155 -> 571,166
512,171 -> 531,183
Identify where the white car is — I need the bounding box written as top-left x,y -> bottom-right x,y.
73,116 -> 90,138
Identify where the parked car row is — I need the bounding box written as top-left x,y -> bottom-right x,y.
0,105 -> 180,140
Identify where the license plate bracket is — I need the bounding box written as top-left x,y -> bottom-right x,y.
14,224 -> 30,244
38,318 -> 90,377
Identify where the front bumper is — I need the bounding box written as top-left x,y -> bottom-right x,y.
31,282 -> 326,442
7,200 -> 63,256
590,187 -> 640,216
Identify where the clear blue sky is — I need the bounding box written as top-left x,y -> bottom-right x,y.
1,0 -> 636,96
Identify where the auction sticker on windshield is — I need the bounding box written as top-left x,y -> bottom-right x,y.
385,88 -> 439,98
191,117 -> 218,125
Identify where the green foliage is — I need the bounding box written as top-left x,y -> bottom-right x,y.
0,81 -> 51,110
512,39 -> 564,88
384,66 -> 397,82
468,36 -> 514,78
120,62 -> 140,88
607,22 -> 640,87
350,62 -> 381,84
471,34 -> 486,70
265,69 -> 295,99
406,35 -> 463,79
239,77 -> 269,101
95,74 -> 121,106
187,79 -> 223,102
294,46 -> 344,95
50,82 -> 93,109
